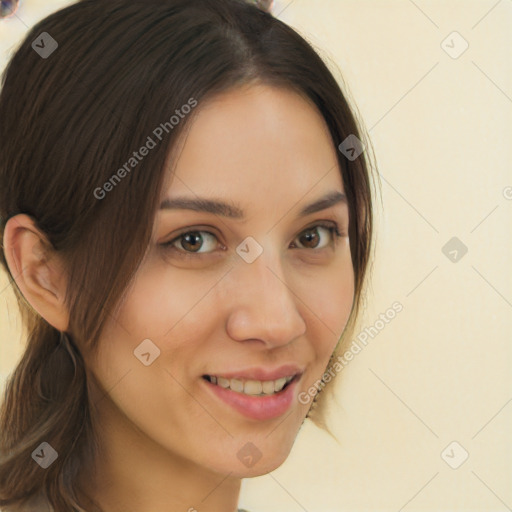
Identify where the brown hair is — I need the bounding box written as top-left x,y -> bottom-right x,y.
0,0 -> 378,510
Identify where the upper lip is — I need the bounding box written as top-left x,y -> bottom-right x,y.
204,364 -> 305,381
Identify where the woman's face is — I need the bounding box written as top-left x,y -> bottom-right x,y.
86,84 -> 354,478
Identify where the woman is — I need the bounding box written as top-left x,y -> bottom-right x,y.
0,0 -> 377,510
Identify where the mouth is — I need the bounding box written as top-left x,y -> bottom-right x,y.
201,370 -> 304,421
202,374 -> 298,397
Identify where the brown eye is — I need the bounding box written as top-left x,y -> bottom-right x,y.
164,230 -> 219,255
292,223 -> 343,250
298,227 -> 321,249
180,232 -> 204,253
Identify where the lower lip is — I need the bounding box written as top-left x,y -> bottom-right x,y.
203,376 -> 300,421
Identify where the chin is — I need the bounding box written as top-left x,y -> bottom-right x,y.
211,434 -> 296,479
248,457 -> 289,477
231,452 -> 291,478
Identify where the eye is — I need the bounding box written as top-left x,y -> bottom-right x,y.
163,230 -> 220,255
290,222 -> 344,250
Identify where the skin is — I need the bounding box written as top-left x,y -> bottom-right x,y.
3,83 -> 354,512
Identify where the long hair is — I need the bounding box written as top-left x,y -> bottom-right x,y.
0,0 -> 378,510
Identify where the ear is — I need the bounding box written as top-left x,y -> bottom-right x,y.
2,214 -> 69,332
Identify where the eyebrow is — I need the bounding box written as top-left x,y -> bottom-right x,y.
159,190 -> 347,218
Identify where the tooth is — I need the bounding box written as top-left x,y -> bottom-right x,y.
217,377 -> 230,389
274,377 -> 287,392
230,378 -> 244,393
262,380 -> 275,394
213,375 -> 294,395
244,380 -> 263,395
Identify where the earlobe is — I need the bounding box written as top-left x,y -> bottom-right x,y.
3,214 -> 69,331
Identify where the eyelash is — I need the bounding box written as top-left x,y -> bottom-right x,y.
161,221 -> 346,259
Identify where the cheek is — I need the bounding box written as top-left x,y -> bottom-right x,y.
91,263 -> 226,417
300,256 -> 355,379
117,262 -> 223,339
87,262 -> 217,399
97,270 -> 217,401
300,251 -> 355,340
87,297 -> 219,452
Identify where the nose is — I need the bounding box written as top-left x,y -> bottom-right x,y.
225,249 -> 307,348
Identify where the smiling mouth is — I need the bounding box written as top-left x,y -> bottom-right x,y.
202,374 -> 297,397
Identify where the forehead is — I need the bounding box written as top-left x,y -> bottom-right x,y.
164,84 -> 343,205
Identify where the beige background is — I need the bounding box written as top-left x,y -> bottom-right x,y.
1,1 -> 511,511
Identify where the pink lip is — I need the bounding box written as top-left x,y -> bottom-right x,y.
204,364 -> 304,381
202,374 -> 302,421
